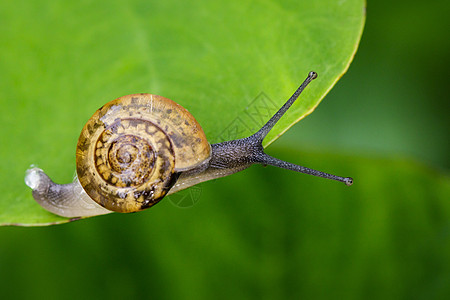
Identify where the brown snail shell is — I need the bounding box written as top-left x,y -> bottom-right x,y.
76,93 -> 211,213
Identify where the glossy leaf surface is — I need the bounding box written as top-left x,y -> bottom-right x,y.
0,0 -> 365,226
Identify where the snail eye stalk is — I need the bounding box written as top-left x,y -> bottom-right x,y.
248,71 -> 353,186
252,71 -> 318,142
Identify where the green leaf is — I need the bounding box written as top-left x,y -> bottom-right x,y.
0,0 -> 365,226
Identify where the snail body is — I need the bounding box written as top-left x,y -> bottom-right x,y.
26,72 -> 353,218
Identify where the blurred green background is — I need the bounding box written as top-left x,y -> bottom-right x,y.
1,1 -> 449,300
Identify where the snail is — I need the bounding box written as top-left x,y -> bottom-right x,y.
25,71 -> 353,218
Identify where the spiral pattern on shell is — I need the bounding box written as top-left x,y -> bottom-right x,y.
75,94 -> 211,213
